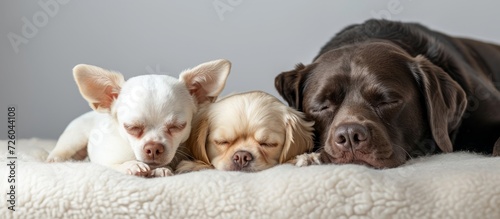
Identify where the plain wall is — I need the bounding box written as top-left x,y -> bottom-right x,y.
1,0 -> 500,139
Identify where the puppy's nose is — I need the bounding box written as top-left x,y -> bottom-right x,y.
334,123 -> 370,151
232,151 -> 253,168
143,142 -> 165,159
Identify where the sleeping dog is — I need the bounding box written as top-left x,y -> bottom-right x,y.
276,19 -> 500,168
175,91 -> 314,173
47,59 -> 231,177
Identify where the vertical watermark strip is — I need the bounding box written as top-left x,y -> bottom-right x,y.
6,106 -> 17,211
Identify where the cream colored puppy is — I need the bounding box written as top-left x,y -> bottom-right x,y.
176,91 -> 314,173
47,59 -> 231,177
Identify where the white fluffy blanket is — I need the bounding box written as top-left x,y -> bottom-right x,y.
1,139 -> 500,218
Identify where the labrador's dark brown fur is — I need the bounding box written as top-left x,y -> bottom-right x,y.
275,19 -> 500,168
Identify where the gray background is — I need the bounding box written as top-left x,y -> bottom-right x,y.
1,0 -> 499,140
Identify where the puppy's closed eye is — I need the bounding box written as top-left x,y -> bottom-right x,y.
214,140 -> 230,146
165,122 -> 187,135
259,142 -> 278,147
124,124 -> 144,138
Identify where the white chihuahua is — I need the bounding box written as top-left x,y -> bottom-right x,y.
47,59 -> 231,177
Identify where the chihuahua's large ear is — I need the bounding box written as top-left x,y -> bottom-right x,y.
180,59 -> 231,105
411,55 -> 467,153
73,64 -> 125,113
279,108 -> 314,163
274,63 -> 313,111
185,108 -> 211,165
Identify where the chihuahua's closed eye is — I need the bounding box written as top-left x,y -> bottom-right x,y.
176,91 -> 314,173
47,59 -> 231,177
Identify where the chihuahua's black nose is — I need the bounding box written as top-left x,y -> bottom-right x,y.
144,142 -> 165,159
232,150 -> 253,168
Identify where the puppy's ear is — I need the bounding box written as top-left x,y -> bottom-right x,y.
274,63 -> 312,111
180,59 -> 231,105
73,64 -> 125,113
279,107 -> 315,163
411,55 -> 467,153
185,108 -> 211,164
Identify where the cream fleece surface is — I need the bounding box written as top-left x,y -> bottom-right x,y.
1,139 -> 499,219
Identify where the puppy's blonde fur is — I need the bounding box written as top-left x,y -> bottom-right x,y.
176,91 -> 314,173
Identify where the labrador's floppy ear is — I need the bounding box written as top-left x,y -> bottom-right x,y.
274,63 -> 314,111
73,64 -> 125,113
411,55 -> 467,153
279,107 -> 315,163
180,59 -> 231,105
184,107 -> 211,165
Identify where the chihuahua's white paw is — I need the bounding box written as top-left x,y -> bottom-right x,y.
151,167 -> 174,177
46,152 -> 72,163
46,148 -> 88,162
295,153 -> 322,167
121,161 -> 151,177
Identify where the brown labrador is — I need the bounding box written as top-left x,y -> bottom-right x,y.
275,19 -> 500,168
